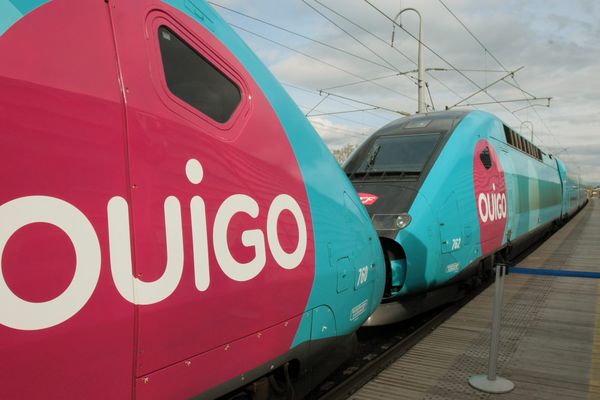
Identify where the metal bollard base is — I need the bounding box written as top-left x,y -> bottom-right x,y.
468,375 -> 514,393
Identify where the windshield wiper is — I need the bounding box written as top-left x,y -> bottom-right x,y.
365,144 -> 381,172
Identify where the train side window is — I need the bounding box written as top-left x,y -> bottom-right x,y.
157,26 -> 241,123
479,146 -> 492,169
503,125 -> 512,144
518,136 -> 524,152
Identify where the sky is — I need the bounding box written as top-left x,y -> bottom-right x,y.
210,0 -> 600,185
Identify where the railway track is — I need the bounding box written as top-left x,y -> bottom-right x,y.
309,234 -> 551,400
223,231 -> 555,400
309,280 -> 490,400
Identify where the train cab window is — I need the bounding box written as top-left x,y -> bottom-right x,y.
345,133 -> 441,176
479,146 -> 492,169
158,26 -> 241,123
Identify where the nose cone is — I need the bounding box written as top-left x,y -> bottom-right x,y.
340,190 -> 387,319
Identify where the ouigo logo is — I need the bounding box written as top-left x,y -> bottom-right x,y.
0,159 -> 307,331
473,140 -> 508,254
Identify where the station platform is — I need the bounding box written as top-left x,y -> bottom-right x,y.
350,198 -> 600,400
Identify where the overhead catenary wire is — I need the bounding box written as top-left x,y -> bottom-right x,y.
319,71 -> 415,92
447,67 -> 524,109
319,90 -> 412,116
463,97 -> 552,107
310,119 -> 372,139
308,107 -> 379,117
210,2 -> 402,73
310,0 -> 473,106
426,82 -> 436,111
297,102 -> 387,133
437,0 -> 567,153
305,93 -> 330,116
362,0 -> 523,123
229,23 -> 416,101
301,0 -> 405,78
281,81 -> 396,123
319,68 -> 515,93
212,2 -> 566,153
437,0 -> 508,71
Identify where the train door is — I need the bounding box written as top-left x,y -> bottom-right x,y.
0,2 -> 134,398
496,142 -> 515,243
437,191 -> 463,274
108,1 -> 315,397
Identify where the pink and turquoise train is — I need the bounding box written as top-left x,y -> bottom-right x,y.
0,1 -> 386,398
345,110 -> 587,325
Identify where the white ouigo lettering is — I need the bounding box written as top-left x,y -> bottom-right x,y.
0,196 -> 101,330
0,159 -> 308,330
478,191 -> 507,224
267,194 -> 307,270
108,196 -> 184,305
213,194 -> 266,282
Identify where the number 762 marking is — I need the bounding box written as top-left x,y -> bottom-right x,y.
451,238 -> 461,250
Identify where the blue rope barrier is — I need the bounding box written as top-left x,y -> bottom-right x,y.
510,266 -> 600,279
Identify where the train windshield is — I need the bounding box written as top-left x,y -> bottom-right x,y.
345,133 -> 441,176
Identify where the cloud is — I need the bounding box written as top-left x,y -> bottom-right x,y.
213,0 -> 600,181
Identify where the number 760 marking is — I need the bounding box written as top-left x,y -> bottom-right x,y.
356,266 -> 369,287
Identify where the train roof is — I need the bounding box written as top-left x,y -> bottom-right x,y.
373,110 -> 471,137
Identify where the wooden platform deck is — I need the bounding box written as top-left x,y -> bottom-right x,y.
351,198 -> 600,400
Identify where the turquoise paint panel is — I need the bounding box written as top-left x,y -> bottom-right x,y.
390,259 -> 406,287
336,257 -> 352,293
311,306 -> 336,341
0,1 -> 22,36
161,0 -> 385,347
0,0 -> 50,36
556,158 -> 569,216
394,191 -> 440,295
501,149 -> 561,240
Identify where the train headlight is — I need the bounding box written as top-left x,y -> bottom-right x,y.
372,213 -> 412,230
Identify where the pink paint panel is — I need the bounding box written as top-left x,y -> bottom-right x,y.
0,1 -> 134,399
474,140 -> 508,254
135,315 -> 303,400
108,0 -> 315,392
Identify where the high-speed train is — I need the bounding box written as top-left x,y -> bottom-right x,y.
0,1 -> 386,398
344,110 -> 587,325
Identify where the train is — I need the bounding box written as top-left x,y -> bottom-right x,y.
0,1 -> 386,399
344,110 -> 588,325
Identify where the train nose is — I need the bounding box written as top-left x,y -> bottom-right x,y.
337,191 -> 386,314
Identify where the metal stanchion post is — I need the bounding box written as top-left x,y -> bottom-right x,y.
468,263 -> 515,393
